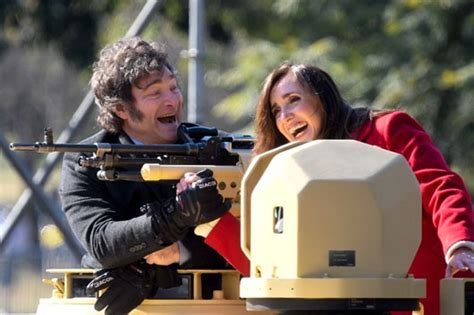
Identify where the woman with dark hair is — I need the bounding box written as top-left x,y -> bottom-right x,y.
253,63 -> 375,153
194,62 -> 474,315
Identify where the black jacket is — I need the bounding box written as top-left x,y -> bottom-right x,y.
59,129 -> 227,269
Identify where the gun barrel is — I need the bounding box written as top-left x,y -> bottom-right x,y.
102,143 -> 200,155
9,142 -> 99,153
9,142 -> 200,155
9,143 -> 38,151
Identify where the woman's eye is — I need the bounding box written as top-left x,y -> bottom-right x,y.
272,107 -> 281,118
288,95 -> 300,104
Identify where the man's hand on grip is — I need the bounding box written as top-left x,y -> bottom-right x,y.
143,169 -> 231,243
176,170 -> 231,226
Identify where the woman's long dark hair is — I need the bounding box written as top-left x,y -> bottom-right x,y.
254,62 -> 374,154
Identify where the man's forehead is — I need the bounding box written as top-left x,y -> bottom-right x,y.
134,68 -> 175,89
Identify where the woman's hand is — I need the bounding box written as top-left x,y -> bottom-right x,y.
445,247 -> 474,277
145,243 -> 180,265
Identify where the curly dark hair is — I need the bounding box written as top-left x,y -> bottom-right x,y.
90,37 -> 175,133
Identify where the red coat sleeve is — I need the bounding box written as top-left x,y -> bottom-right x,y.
373,112 -> 474,254
204,212 -> 250,276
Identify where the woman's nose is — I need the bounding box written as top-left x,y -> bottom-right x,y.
280,106 -> 293,120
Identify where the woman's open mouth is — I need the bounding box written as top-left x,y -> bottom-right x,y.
289,122 -> 308,139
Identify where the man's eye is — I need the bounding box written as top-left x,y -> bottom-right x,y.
148,90 -> 161,97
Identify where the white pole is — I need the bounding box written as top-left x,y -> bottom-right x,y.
187,0 -> 205,123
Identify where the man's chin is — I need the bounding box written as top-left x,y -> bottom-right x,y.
161,131 -> 179,144
155,122 -> 180,142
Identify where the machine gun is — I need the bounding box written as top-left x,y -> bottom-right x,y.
10,124 -> 258,314
10,123 -> 254,215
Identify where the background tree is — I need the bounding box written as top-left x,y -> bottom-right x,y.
196,0 -> 474,194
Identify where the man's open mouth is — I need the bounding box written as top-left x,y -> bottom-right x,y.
157,114 -> 176,123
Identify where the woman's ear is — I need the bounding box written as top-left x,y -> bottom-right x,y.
114,104 -> 128,120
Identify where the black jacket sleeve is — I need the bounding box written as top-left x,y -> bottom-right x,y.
59,148 -> 171,268
58,130 -> 181,269
59,130 -> 230,270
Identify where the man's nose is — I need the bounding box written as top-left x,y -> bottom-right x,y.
163,91 -> 181,107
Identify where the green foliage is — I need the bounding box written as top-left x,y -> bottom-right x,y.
194,0 -> 474,193
0,0 -> 118,68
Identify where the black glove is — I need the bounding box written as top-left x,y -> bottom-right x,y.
86,262 -> 180,315
142,169 -> 231,243
176,169 -> 231,226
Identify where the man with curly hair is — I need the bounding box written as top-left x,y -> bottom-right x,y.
59,37 -> 230,314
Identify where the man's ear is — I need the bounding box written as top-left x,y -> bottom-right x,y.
114,104 -> 128,120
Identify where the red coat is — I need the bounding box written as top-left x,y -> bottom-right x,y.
204,111 -> 474,315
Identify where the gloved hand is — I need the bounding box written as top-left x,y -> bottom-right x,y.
176,169 -> 231,226
86,262 -> 180,315
141,169 -> 231,243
